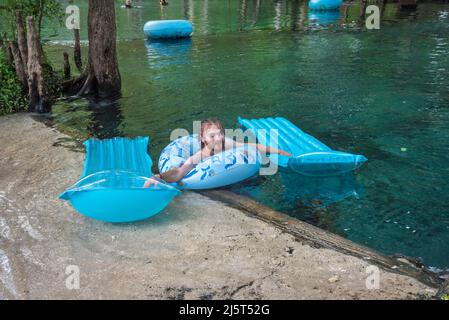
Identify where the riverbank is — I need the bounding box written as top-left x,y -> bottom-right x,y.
0,113 -> 438,299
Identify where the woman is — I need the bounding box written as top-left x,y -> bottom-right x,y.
144,118 -> 291,187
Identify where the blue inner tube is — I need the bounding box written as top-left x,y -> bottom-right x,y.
158,135 -> 261,190
143,20 -> 193,39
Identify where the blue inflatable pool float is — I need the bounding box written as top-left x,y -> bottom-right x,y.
158,135 -> 261,190
143,20 -> 193,39
309,0 -> 342,11
238,117 -> 367,176
59,137 -> 181,223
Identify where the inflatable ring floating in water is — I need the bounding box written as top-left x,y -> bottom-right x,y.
143,20 -> 193,39
158,135 -> 261,190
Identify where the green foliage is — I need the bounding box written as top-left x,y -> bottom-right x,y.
442,294 -> 449,300
0,50 -> 26,115
0,49 -> 64,115
0,0 -> 64,39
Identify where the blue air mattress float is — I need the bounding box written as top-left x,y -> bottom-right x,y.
309,0 -> 342,11
158,135 -> 261,190
238,117 -> 367,176
59,137 -> 180,223
143,20 -> 193,39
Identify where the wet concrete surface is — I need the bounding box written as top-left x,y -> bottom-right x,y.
0,113 -> 437,299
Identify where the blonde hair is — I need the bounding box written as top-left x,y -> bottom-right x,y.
200,118 -> 225,154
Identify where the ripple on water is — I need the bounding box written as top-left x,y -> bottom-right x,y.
45,2 -> 449,269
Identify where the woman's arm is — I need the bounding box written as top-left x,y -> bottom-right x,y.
144,150 -> 204,187
251,143 -> 292,156
227,139 -> 292,157
144,161 -> 194,186
159,150 -> 204,183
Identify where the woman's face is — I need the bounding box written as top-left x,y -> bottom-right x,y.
201,125 -> 224,150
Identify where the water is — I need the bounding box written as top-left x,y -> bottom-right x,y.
40,1 -> 449,269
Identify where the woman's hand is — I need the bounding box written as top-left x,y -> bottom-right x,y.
143,174 -> 162,188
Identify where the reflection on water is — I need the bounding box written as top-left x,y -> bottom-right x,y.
274,0 -> 282,31
86,98 -> 124,139
34,0 -> 439,42
35,0 -> 397,42
145,38 -> 192,68
308,11 -> 341,27
184,0 -> 195,21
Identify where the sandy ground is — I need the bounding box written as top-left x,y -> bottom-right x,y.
0,113 -> 437,299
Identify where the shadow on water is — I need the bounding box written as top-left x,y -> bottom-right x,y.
279,170 -> 363,208
227,169 -> 364,235
52,95 -> 125,140
280,171 -> 364,232
85,97 -> 124,139
230,170 -> 363,229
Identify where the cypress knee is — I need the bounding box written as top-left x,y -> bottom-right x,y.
63,52 -> 71,79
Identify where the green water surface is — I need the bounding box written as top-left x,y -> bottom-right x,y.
37,0 -> 449,270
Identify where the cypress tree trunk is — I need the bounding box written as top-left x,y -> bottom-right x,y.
77,0 -> 121,99
74,28 -> 82,72
26,16 -> 49,113
15,11 -> 28,76
360,0 -> 368,20
9,41 -> 28,91
37,0 -> 45,37
6,43 -> 14,65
